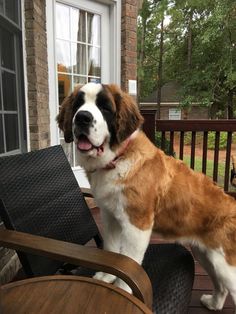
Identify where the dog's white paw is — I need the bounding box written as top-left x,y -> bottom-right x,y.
115,278 -> 132,294
93,271 -> 117,283
200,294 -> 221,311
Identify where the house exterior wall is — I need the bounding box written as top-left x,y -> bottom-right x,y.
161,106 -> 209,120
140,103 -> 209,120
24,0 -> 139,149
121,0 -> 138,92
25,0 -> 50,150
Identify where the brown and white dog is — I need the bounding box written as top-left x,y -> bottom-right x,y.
57,82 -> 236,313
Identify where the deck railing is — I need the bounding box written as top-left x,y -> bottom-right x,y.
140,110 -> 236,193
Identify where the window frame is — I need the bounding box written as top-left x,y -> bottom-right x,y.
0,0 -> 27,156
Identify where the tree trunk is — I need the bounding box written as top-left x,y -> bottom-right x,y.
187,10 -> 193,69
137,2 -> 148,103
138,22 -> 146,102
156,18 -> 164,119
227,89 -> 234,119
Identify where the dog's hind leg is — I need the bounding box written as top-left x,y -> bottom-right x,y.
191,245 -> 228,311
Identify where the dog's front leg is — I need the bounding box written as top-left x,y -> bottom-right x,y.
94,209 -> 122,284
114,220 -> 152,293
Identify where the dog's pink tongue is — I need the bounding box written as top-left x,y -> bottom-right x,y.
77,138 -> 92,151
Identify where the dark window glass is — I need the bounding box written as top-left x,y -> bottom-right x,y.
0,80 -> 2,110
1,27 -> 15,70
0,115 -> 4,153
2,71 -> 17,110
0,0 -> 3,14
5,0 -> 19,24
5,114 -> 19,151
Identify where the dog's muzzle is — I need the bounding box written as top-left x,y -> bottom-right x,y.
73,110 -> 105,155
74,110 -> 93,128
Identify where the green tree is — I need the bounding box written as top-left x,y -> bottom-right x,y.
138,0 -> 236,118
137,0 -> 169,103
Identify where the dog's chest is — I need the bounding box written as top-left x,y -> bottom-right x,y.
88,161 -> 130,220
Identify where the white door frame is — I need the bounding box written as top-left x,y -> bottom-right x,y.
46,0 -> 121,187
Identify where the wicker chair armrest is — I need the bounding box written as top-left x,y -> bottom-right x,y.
0,229 -> 152,308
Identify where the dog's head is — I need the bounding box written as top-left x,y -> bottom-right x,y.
57,83 -> 143,157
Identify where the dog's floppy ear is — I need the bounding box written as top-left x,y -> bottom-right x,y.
57,85 -> 83,143
106,84 -> 144,143
56,93 -> 74,143
56,87 -> 77,143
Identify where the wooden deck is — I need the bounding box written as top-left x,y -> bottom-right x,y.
189,261 -> 234,314
90,206 -> 235,314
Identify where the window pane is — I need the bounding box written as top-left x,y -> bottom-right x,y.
88,77 -> 101,84
56,3 -> 70,40
56,40 -> 71,73
5,0 -> 19,24
1,27 -> 15,70
73,76 -> 86,87
2,71 -> 17,110
0,115 -> 4,153
88,46 -> 101,76
87,13 -> 101,46
58,74 -> 72,105
71,9 -> 86,43
72,43 -> 86,75
5,114 -> 19,151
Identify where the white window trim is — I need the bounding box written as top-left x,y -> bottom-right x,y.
21,0 -> 30,151
46,0 -> 121,147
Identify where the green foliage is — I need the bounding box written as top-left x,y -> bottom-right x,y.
155,132 -> 176,156
137,0 -> 236,116
207,132 -> 228,150
183,131 -> 231,150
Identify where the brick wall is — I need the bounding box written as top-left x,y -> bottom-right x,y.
25,0 -> 50,150
121,0 -> 138,92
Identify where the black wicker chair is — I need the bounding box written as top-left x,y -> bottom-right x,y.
0,145 -> 194,313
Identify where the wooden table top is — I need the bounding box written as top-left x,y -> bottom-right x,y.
0,275 -> 152,314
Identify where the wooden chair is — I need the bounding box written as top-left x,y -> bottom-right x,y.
0,227 -> 152,310
0,145 -> 194,313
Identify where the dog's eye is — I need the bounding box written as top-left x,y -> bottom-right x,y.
101,105 -> 111,113
72,91 -> 85,114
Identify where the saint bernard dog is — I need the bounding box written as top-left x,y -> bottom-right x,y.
57,82 -> 236,313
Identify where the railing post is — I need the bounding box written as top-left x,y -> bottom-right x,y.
140,109 -> 156,144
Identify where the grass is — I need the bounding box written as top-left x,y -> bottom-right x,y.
182,156 -> 226,187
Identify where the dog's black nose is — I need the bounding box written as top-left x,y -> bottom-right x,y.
75,111 -> 93,126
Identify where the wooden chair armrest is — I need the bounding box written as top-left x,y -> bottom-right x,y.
0,229 -> 152,308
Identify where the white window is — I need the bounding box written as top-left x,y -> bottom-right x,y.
56,2 -> 103,166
